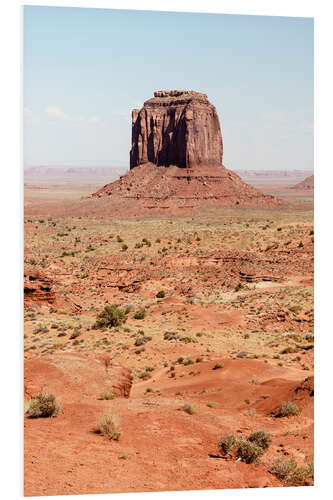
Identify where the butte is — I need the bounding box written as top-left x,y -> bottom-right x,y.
92,90 -> 283,209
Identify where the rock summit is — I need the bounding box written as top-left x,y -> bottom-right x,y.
130,90 -> 223,169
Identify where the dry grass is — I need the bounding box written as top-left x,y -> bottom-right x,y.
97,412 -> 121,440
25,392 -> 61,418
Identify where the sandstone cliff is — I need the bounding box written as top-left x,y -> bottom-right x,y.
130,90 -> 223,169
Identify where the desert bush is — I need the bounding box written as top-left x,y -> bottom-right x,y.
121,244 -> 128,251
70,330 -> 81,339
139,371 -> 151,380
25,392 -> 61,418
156,290 -> 165,298
271,458 -> 298,479
33,323 -> 49,334
164,331 -> 180,341
182,357 -> 194,366
236,351 -> 248,358
236,439 -> 264,463
116,235 -> 123,242
134,310 -> 146,320
278,401 -> 301,417
248,430 -> 272,450
134,335 -> 151,346
213,362 -> 224,370
93,304 -> 127,329
207,401 -> 218,408
218,433 -> 236,455
99,390 -> 117,400
97,412 -> 121,440
181,403 -> 196,415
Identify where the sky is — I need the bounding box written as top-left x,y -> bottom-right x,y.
24,6 -> 313,170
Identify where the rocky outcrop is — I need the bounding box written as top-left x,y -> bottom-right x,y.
130,90 -> 222,169
24,269 -> 56,306
92,90 -> 285,209
291,174 -> 314,190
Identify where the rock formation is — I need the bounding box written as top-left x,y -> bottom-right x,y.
291,174 -> 314,190
130,90 -> 222,169
92,90 -> 284,209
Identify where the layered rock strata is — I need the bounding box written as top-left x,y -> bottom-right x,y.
130,90 -> 222,169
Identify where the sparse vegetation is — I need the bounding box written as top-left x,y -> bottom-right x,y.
278,401 -> 301,417
181,403 -> 196,415
25,392 -> 61,418
134,310 -> 146,320
248,429 -> 271,450
93,304 -> 128,329
236,439 -> 264,464
218,433 -> 236,455
99,390 -> 117,400
97,412 -> 121,440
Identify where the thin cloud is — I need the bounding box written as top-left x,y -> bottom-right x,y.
46,106 -> 68,119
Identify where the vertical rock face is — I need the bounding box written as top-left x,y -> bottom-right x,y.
130,90 -> 223,169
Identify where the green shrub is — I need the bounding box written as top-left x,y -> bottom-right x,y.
218,433 -> 236,455
156,290 -> 165,298
97,412 -> 121,440
213,362 -> 224,370
278,401 -> 301,417
134,310 -> 146,320
236,439 -> 264,463
25,392 -> 61,418
93,304 -> 127,329
248,430 -> 272,450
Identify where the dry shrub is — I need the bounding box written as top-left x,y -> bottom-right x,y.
236,439 -> 264,463
278,401 -> 301,417
248,429 -> 272,450
25,392 -> 61,418
97,412 -> 121,440
218,433 -> 236,455
99,390 -> 117,400
181,403 -> 196,415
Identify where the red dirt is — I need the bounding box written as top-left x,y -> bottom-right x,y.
24,353 -> 313,496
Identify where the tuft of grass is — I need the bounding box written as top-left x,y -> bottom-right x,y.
97,412 -> 121,440
181,403 -> 196,415
278,401 -> 301,417
25,392 -> 61,418
99,390 -> 117,400
134,310 -> 146,320
218,433 -> 236,455
207,401 -> 218,408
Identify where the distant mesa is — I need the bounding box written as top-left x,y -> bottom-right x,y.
92,90 -> 283,208
291,174 -> 314,190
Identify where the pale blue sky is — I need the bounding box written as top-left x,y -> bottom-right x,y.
24,6 -> 313,170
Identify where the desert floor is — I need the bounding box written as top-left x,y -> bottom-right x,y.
24,181 -> 313,496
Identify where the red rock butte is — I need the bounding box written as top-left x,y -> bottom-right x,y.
92,90 -> 284,208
